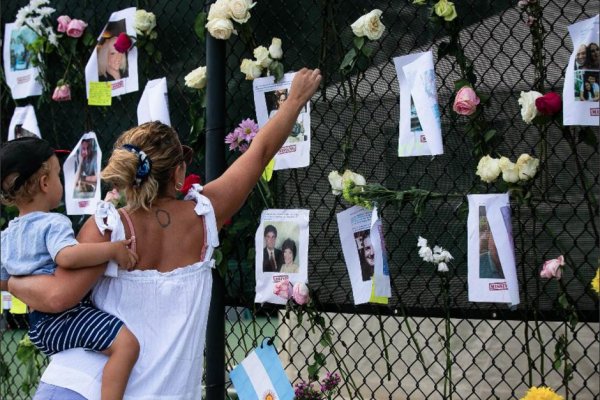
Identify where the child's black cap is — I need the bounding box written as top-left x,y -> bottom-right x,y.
0,137 -> 55,191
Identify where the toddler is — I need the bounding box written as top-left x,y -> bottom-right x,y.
0,137 -> 139,400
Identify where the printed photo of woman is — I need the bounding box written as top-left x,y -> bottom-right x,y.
96,20 -> 129,82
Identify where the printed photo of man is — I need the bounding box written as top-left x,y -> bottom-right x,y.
263,224 -> 284,272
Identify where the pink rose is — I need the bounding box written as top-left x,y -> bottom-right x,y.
453,86 -> 480,116
52,84 -> 71,102
292,282 -> 309,305
540,255 -> 565,279
66,19 -> 88,38
114,32 -> 133,53
273,279 -> 292,300
57,15 -> 71,33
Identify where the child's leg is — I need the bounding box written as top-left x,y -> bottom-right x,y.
100,326 -> 139,400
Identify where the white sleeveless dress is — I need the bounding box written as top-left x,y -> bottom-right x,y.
39,185 -> 219,399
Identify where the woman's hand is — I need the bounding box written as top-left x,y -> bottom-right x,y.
285,68 -> 322,113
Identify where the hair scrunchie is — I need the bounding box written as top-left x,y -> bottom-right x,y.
121,144 -> 152,187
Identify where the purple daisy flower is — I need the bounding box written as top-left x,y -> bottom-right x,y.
238,118 -> 259,142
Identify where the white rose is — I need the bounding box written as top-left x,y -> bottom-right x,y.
206,18 -> 235,40
253,46 -> 272,68
518,90 -> 542,124
229,0 -> 255,24
328,171 -> 344,195
497,157 -> 519,183
516,153 -> 540,181
184,66 -> 207,89
350,9 -> 385,41
437,262 -> 449,272
476,155 -> 501,183
342,170 -> 366,186
240,58 -> 262,80
208,0 -> 232,20
269,37 -> 283,59
134,9 -> 156,36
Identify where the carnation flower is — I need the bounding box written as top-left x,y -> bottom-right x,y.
591,268 -> 600,295
417,236 -> 428,248
520,386 -> 564,400
180,174 -> 202,194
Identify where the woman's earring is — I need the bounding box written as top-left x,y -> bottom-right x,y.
175,182 -> 183,191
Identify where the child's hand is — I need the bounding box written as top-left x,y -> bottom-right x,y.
113,238 -> 138,270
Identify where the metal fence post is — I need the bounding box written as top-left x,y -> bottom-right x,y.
205,12 -> 227,400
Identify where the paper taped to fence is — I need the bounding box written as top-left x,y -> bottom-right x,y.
337,205 -> 391,305
393,51 -> 443,157
85,7 -> 139,99
467,193 -> 519,307
64,132 -> 101,215
137,77 -> 171,126
255,209 -> 309,305
254,72 -> 311,171
563,14 -> 599,126
3,22 -> 43,99
230,339 -> 294,400
8,105 -> 41,140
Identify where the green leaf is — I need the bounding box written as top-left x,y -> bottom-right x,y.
355,53 -> 370,72
353,36 -> 365,50
314,351 -> 326,366
194,12 -> 207,42
558,293 -> 570,309
213,249 -> 223,265
153,50 -> 163,64
454,79 -> 470,91
319,329 -> 333,347
361,44 -> 374,58
579,127 -> 598,148
339,48 -> 358,72
307,363 -> 319,380
82,31 -> 95,47
269,61 -> 284,83
144,41 -> 155,55
483,129 -> 496,143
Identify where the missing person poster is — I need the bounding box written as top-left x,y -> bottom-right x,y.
137,77 -> 171,126
563,14 -> 599,126
63,132 -> 101,215
85,7 -> 138,99
8,105 -> 41,140
253,72 -> 311,171
467,194 -> 519,307
393,51 -> 443,157
3,23 -> 43,99
255,209 -> 309,305
337,206 -> 391,305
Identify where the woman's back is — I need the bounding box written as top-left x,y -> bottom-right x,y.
123,199 -> 205,272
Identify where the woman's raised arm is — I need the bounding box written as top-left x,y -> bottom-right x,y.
204,68 -> 321,228
8,217 -> 110,313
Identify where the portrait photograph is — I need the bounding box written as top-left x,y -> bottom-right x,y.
478,206 -> 505,280
9,25 -> 36,71
63,132 -> 102,215
3,23 -> 43,99
354,229 -> 375,282
261,221 -> 300,274
96,19 -> 129,82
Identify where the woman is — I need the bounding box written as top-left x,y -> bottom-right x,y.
580,81 -> 597,101
9,68 -> 321,399
280,238 -> 299,273
98,36 -> 128,82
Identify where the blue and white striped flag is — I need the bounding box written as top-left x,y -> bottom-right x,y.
230,339 -> 294,400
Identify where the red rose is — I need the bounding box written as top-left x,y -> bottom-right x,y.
113,32 -> 133,53
180,174 -> 202,194
535,92 -> 562,116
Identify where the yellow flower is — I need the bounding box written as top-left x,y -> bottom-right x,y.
520,386 -> 564,400
433,0 -> 457,22
591,268 -> 600,295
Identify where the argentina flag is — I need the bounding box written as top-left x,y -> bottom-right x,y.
230,339 -> 294,400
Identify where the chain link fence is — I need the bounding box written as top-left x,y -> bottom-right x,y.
1,0 -> 598,399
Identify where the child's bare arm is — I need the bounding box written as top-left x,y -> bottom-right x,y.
55,239 -> 138,270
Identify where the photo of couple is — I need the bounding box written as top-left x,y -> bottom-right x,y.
574,42 -> 600,102
262,224 -> 299,273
